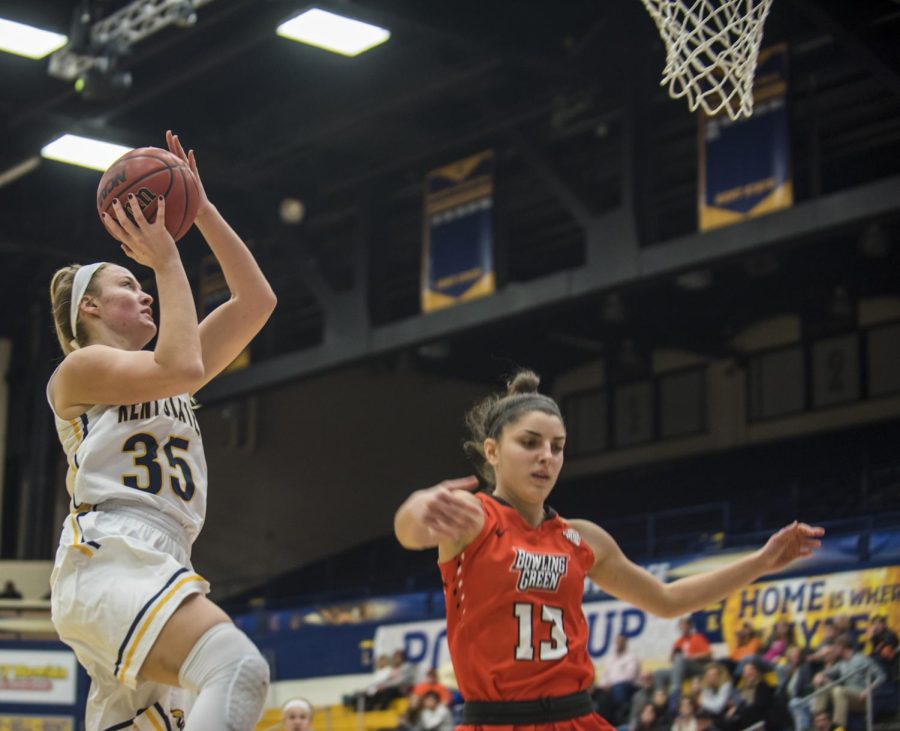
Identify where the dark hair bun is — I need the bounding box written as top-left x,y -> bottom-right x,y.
507,369 -> 540,396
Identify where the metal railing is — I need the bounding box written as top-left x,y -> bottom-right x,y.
773,665 -> 885,731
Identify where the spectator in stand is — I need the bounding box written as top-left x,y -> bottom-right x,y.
594,634 -> 641,724
412,667 -> 453,706
367,649 -> 416,710
651,689 -> 674,727
697,663 -> 732,722
281,699 -> 313,731
809,620 -> 839,673
397,694 -> 423,731
831,616 -> 861,651
633,702 -> 668,731
811,634 -> 886,728
762,618 -> 796,668
418,690 -> 453,731
344,654 -> 391,709
655,618 -> 713,703
726,622 -> 761,678
694,708 -> 718,731
865,614 -> 898,681
626,671 -> 657,731
0,581 -> 23,599
671,696 -> 700,731
721,659 -> 774,731
812,709 -> 844,731
778,646 -> 814,731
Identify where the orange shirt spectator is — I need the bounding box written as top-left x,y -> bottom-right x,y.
412,668 -> 452,706
731,622 -> 761,662
673,626 -> 712,660
731,637 -> 761,661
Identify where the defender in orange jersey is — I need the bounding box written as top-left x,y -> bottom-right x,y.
394,370 -> 824,731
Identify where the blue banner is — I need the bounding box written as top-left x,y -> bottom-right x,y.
422,150 -> 496,312
699,44 -> 792,230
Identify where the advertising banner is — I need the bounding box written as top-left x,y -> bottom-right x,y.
0,650 -> 77,706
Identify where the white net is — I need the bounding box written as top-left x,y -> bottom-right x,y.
640,0 -> 775,120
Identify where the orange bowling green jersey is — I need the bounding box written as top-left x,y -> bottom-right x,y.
439,492 -> 597,701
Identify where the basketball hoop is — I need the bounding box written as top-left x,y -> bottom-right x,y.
639,0 -> 774,120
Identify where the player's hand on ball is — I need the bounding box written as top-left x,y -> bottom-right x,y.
102,195 -> 178,269
758,520 -> 824,573
166,130 -> 210,216
418,476 -> 482,542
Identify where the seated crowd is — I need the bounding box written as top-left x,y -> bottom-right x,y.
591,614 -> 898,731
339,614 -> 898,731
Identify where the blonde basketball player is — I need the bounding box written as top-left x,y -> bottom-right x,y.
47,131 -> 277,730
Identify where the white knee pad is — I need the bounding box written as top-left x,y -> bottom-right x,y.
178,623 -> 270,731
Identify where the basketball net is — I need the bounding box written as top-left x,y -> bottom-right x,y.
640,0 -> 774,120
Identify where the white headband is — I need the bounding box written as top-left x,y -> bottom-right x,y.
69,262 -> 105,344
283,699 -> 313,715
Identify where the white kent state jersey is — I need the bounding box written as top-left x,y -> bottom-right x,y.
49,383 -> 207,543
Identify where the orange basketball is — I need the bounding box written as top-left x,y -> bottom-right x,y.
97,147 -> 200,241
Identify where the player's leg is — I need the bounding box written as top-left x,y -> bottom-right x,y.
140,594 -> 270,730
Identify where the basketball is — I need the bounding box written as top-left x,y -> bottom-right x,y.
96,146 -> 200,241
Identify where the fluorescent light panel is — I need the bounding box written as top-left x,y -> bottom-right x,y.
277,8 -> 389,57
0,17 -> 67,59
41,135 -> 133,172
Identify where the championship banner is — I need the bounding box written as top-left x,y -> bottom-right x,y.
0,650 -> 77,705
421,150 -> 496,313
699,44 -> 791,230
198,255 -> 249,373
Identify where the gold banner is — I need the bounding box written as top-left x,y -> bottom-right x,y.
721,566 -> 900,649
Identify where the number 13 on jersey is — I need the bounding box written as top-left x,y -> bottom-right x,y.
514,602 -> 568,661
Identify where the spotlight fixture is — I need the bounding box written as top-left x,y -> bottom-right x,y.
74,66 -> 132,100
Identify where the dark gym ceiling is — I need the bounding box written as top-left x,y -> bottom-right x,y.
1,0 -> 899,394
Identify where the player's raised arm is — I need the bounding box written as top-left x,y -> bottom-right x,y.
571,519 -> 824,618
165,131 -> 277,388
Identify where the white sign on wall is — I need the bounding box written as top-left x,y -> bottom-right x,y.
373,600 -> 682,679
0,650 -> 77,705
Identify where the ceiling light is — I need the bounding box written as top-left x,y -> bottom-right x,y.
277,8 -> 390,57
41,135 -> 132,172
0,17 -> 67,59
